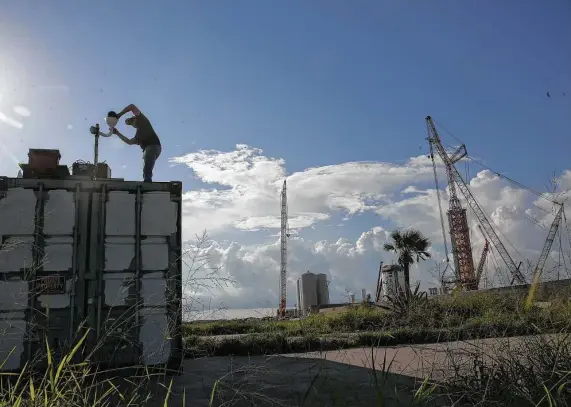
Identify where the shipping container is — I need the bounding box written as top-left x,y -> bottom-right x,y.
0,176 -> 183,372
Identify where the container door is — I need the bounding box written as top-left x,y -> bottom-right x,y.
87,186 -> 140,365
0,183 -> 83,370
88,184 -> 182,368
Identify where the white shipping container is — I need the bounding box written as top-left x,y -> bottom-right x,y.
0,176 -> 183,372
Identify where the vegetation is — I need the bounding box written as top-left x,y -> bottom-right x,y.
184,290 -> 571,340
383,229 -> 432,292
0,231 -> 569,405
442,334 -> 571,406
377,281 -> 428,316
179,287 -> 571,405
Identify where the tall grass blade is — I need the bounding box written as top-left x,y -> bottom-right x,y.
164,378 -> 174,407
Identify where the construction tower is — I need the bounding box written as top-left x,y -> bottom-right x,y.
426,117 -> 477,290
279,180 -> 288,318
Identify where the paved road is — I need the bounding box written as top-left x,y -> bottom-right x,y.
139,335 -> 558,406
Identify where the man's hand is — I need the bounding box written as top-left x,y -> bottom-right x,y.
114,127 -> 138,145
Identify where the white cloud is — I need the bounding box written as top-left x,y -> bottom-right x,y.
13,106 -> 31,117
171,144 -> 435,235
173,144 -> 571,310
184,229 -> 395,310
0,112 -> 23,129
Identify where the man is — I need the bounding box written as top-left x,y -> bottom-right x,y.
112,104 -> 162,182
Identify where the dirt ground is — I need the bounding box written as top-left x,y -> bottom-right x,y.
136,335 -> 546,407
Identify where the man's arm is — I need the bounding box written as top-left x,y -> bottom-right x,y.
117,104 -> 141,118
113,128 -> 137,145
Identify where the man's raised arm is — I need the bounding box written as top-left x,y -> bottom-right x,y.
117,104 -> 141,118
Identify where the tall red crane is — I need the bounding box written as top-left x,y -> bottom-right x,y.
427,116 -> 526,286
426,116 -> 478,290
426,115 -> 568,292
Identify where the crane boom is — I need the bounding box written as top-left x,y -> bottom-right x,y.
279,180 -> 288,318
449,163 -> 526,285
530,204 -> 564,285
475,225 -> 490,285
525,203 -> 564,308
426,116 -> 526,285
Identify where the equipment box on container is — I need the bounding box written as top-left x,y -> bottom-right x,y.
0,177 -> 183,372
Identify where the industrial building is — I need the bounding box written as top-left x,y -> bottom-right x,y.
296,271 -> 330,316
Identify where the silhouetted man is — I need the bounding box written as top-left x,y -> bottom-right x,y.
111,104 -> 162,182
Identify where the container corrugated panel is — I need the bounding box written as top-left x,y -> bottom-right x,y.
0,177 -> 183,372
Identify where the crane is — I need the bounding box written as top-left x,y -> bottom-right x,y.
525,203 -> 564,308
278,180 -> 289,318
426,117 -> 477,290
426,116 -> 526,287
475,225 -> 490,286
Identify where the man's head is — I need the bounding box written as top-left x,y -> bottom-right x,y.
125,116 -> 138,128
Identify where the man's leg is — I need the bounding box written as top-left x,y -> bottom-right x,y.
143,145 -> 161,182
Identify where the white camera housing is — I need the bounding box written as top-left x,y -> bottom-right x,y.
105,116 -> 118,128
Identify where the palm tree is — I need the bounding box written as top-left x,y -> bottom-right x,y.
383,229 -> 432,293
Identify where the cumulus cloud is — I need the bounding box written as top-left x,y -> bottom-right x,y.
171,144 -> 436,235
184,228 -> 399,310
0,112 -> 23,129
173,144 -> 571,310
12,106 -> 31,117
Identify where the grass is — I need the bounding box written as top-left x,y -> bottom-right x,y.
0,227 -> 569,405
0,291 -> 568,406
0,329 -> 171,407
442,334 -> 571,406
183,290 -> 571,358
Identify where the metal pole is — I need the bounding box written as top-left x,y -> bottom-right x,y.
93,124 -> 100,180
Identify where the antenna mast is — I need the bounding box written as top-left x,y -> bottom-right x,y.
279,180 -> 288,318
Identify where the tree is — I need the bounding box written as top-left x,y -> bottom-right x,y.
383,229 -> 432,293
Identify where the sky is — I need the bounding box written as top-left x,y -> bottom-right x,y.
1,1 -> 570,313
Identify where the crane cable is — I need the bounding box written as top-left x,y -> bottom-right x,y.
562,209 -> 571,272
428,141 -> 452,269
432,118 -> 570,283
433,119 -> 559,205
557,225 -> 569,279
489,247 -> 507,287
433,121 -> 551,266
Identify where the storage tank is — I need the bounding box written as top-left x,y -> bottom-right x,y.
299,272 -> 318,315
381,264 -> 405,298
296,279 -> 302,313
316,273 -> 329,306
361,289 -> 367,302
